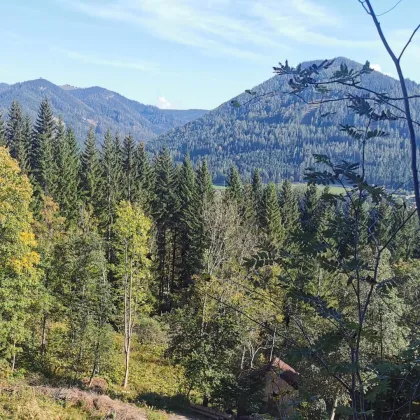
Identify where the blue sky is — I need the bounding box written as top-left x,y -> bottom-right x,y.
1,0 -> 419,109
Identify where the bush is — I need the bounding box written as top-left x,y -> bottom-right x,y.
135,317 -> 168,346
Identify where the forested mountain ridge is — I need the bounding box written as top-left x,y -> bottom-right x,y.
155,57 -> 420,187
0,78 -> 207,141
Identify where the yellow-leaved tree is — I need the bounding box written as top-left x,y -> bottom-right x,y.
114,201 -> 152,388
0,147 -> 40,371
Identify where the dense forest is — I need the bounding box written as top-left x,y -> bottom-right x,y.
0,97 -> 419,418
155,57 -> 420,187
0,79 -> 206,141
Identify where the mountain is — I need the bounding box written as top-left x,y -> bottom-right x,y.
0,79 -> 207,141
155,57 -> 420,187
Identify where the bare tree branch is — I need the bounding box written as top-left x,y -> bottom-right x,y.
363,0 -> 420,225
398,24 -> 420,61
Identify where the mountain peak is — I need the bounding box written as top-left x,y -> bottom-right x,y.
155,57 -> 419,187
0,78 -> 207,141
60,84 -> 79,91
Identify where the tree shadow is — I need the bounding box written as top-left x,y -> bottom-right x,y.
136,392 -> 192,414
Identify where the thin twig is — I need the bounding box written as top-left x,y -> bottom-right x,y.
398,24 -> 420,61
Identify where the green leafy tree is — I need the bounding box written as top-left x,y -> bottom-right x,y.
0,112 -> 6,147
0,147 -> 40,370
47,214 -> 114,379
32,195 -> 66,358
114,201 -> 152,388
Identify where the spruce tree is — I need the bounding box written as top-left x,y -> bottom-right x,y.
196,159 -> 214,205
6,101 -> 26,167
178,154 -> 200,287
226,165 -> 243,204
81,127 -> 101,211
251,169 -> 264,227
261,182 -> 284,246
194,160 -> 214,269
57,127 -> 81,222
122,134 -> 136,202
279,180 -> 300,237
390,202 -> 418,261
100,129 -> 123,249
153,148 -> 178,308
301,184 -> 319,236
32,99 -> 56,195
134,142 -> 154,210
21,115 -> 32,173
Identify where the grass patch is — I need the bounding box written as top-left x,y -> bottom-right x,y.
144,404 -> 169,420
0,386 -> 100,420
291,182 -> 346,194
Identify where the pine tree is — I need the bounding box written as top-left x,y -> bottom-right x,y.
134,142 -> 154,210
261,182 -> 284,246
81,127 -> 101,211
32,99 -> 57,195
226,165 -> 243,204
122,134 -> 136,202
57,127 -> 81,221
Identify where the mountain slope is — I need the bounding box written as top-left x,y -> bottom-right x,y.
0,79 -> 207,141
155,57 -> 420,187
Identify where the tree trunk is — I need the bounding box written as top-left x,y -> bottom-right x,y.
11,340 -> 16,372
330,396 -> 338,420
123,343 -> 130,388
41,314 -> 47,355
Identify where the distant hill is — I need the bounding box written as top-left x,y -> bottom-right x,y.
155,57 -> 420,187
0,79 -> 207,141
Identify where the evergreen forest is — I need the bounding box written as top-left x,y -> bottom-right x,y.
0,92 -> 419,419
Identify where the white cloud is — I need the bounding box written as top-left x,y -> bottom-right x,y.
65,0 -> 376,60
156,96 -> 172,109
370,63 -> 395,78
51,47 -> 154,71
